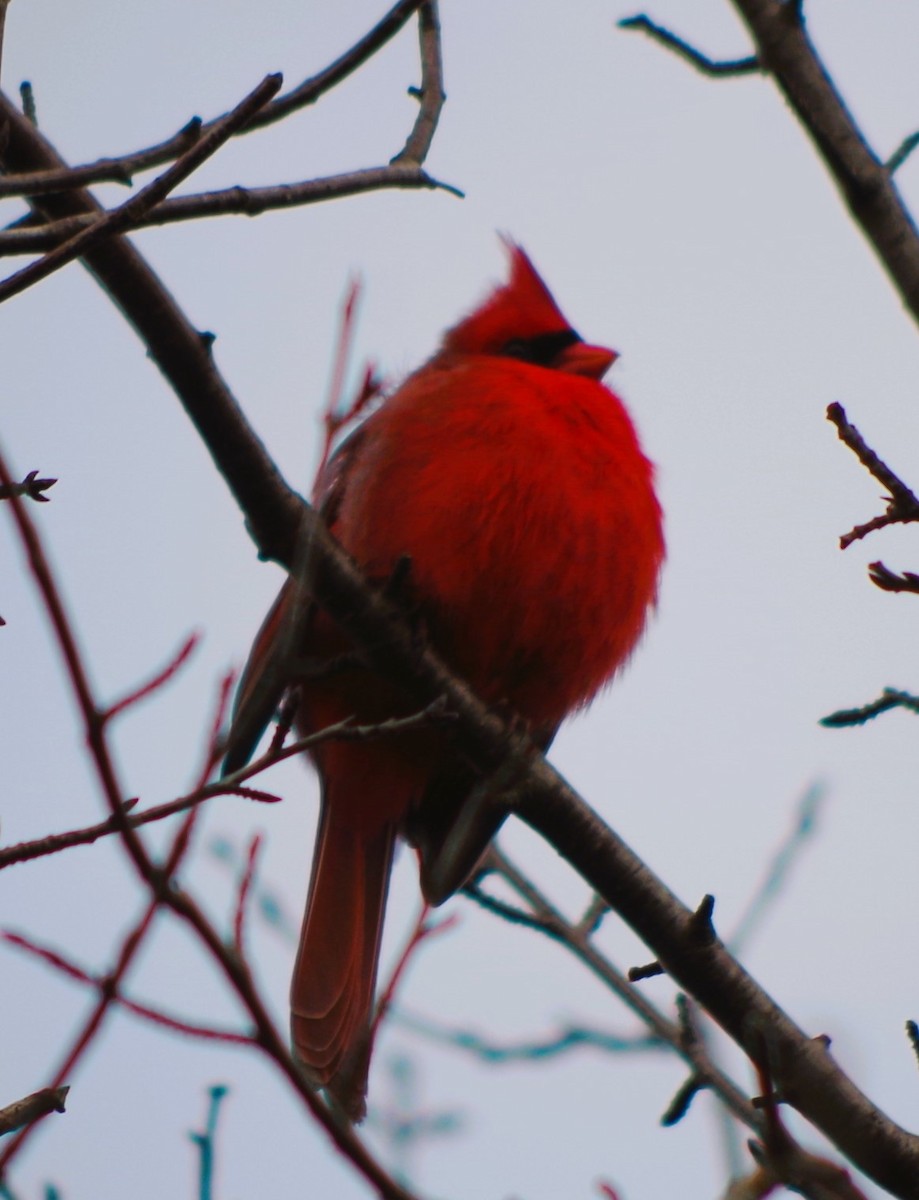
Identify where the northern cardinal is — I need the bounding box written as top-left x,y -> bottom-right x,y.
225,244 -> 664,1118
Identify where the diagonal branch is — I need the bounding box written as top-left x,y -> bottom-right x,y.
727,0 -> 919,330
0,0 -> 426,196
0,74 -> 282,303
622,3 -> 919,331
618,15 -> 760,77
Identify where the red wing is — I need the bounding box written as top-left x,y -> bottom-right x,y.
223,424 -> 369,776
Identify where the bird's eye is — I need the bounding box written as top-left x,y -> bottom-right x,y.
500,328 -> 582,367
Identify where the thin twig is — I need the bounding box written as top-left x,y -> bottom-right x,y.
729,782 -> 824,954
0,1087 -> 69,1137
233,834 -> 263,954
398,1009 -> 661,1063
0,158 -> 134,196
0,0 -> 431,204
472,847 -> 761,1132
618,15 -> 760,77
820,687 -> 919,729
0,700 -> 454,871
827,403 -> 919,547
373,908 -> 458,1041
0,165 -> 462,255
3,932 -> 252,1045
392,1 -> 446,165
104,633 -> 199,722
0,74 -> 282,303
887,132 -> 919,176
726,0 -> 919,333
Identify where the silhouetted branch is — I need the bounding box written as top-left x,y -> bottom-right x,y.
622,3 -> 919,332
0,699 -> 454,871
470,847 -> 760,1132
0,469 -> 56,502
0,165 -> 462,255
0,0 -> 426,200
821,687 -> 919,729
0,74 -> 282,302
619,15 -> 759,77
827,403 -> 919,548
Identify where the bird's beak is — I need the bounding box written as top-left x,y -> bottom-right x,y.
556,341 -> 619,380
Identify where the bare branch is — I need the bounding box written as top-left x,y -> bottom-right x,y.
3,931 -> 252,1045
827,403 -> 919,547
477,847 -> 761,1132
0,157 -> 134,196
0,74 -> 283,303
0,1086 -> 69,1137
618,15 -> 760,77
0,165 -> 462,255
821,687 -> 919,729
726,0 -> 919,331
391,2 -> 447,165
399,1009 -> 661,1063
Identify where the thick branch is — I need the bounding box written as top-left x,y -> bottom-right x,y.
0,92 -> 304,566
727,0 -> 919,329
2,22 -> 917,1196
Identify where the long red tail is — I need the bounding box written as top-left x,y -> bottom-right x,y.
290,800 -> 395,1120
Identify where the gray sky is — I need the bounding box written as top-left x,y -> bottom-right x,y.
3,2 -> 919,1197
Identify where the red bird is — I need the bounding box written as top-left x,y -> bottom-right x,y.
225,245 -> 664,1118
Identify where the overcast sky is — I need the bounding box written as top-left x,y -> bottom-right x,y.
4,3 -> 919,1198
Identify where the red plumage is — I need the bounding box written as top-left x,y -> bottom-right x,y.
227,244 -> 664,1118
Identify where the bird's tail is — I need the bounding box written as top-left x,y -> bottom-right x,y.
290,801 -> 396,1121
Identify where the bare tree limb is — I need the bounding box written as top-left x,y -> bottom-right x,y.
622,4 -> 919,331
619,15 -> 760,77
0,74 -> 282,302
0,164 -> 462,255
728,0 -> 919,329
0,0 -> 426,198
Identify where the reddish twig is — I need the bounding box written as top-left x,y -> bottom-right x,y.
0,702 -> 450,872
371,906 -> 459,1041
192,669 -> 237,790
233,834 -> 264,953
866,561 -> 919,595
103,633 -> 200,722
316,277 -> 383,484
827,403 -> 919,548
3,932 -> 252,1046
736,1031 -> 870,1199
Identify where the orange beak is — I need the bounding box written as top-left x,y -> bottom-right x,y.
556,341 -> 619,380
